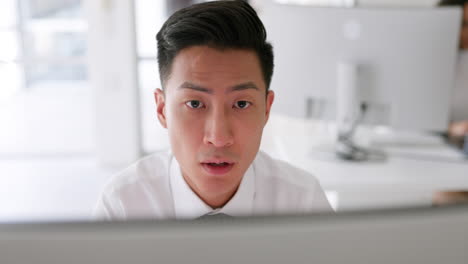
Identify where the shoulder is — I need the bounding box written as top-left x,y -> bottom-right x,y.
253,151 -> 333,213
254,150 -> 321,189
93,149 -> 174,219
108,150 -> 171,190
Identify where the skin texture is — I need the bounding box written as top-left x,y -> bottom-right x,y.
448,4 -> 468,138
449,121 -> 468,137
433,6 -> 468,205
154,46 -> 274,208
433,191 -> 468,206
461,3 -> 468,49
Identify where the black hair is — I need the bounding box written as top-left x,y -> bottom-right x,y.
439,0 -> 468,6
156,0 -> 274,90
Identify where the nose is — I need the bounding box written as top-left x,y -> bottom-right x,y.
203,107 -> 234,148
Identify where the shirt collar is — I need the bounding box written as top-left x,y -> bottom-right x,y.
169,156 -> 255,220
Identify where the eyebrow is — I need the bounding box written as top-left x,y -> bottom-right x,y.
178,81 -> 259,94
179,82 -> 212,94
230,82 -> 259,92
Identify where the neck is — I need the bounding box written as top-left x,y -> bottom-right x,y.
182,174 -> 240,209
200,188 -> 239,209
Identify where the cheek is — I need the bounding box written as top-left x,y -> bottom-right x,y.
167,101 -> 200,128
234,111 -> 266,144
166,103 -> 204,152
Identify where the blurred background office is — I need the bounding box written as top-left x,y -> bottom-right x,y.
0,0 -> 467,222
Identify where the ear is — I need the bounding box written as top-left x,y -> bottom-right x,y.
154,88 -> 168,128
264,90 -> 275,125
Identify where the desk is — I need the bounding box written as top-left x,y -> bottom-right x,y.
261,114 -> 468,211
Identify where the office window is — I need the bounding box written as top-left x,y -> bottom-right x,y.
0,0 -> 21,102
0,0 -> 93,156
0,0 -> 117,222
21,0 -> 87,84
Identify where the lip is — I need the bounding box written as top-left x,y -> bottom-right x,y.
201,162 -> 235,176
201,157 -> 235,163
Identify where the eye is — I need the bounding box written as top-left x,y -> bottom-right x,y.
185,100 -> 205,109
234,100 -> 251,109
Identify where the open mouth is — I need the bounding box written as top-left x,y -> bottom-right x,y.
207,162 -> 230,167
201,161 -> 235,175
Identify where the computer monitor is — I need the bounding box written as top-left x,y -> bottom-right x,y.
1,205 -> 468,263
259,5 -> 462,159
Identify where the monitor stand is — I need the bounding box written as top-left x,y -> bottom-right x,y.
334,101 -> 388,161
335,61 -> 374,161
335,107 -> 371,161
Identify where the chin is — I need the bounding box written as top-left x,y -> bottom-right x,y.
199,172 -> 240,194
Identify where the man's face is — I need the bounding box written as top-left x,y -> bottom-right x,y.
154,46 -> 274,208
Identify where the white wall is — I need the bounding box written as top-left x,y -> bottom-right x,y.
357,0 -> 439,6
254,0 -> 440,7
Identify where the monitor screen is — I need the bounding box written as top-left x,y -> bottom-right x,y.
1,205 -> 468,264
261,4 -> 461,132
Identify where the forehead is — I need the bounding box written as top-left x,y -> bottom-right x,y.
166,46 -> 265,93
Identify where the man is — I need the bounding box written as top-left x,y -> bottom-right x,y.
440,0 -> 468,143
94,0 -> 332,220
433,0 -> 468,206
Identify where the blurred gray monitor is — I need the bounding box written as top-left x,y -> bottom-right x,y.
1,205 -> 468,264
261,5 -> 461,132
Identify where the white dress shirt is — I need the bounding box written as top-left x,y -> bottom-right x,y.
451,50 -> 468,122
93,150 -> 333,220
